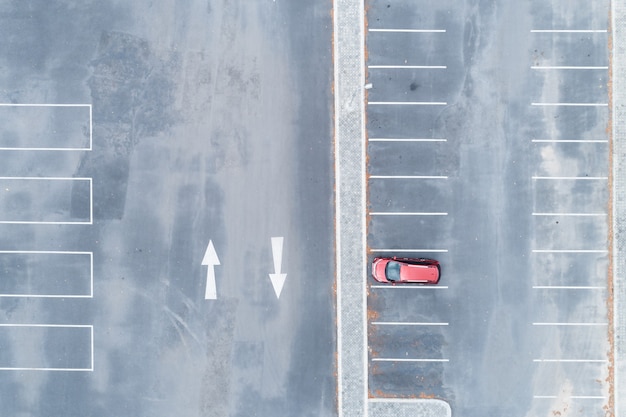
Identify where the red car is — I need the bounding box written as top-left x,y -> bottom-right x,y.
372,257 -> 441,284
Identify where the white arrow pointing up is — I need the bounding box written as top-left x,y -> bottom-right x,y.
269,236 -> 286,298
202,240 -> 220,299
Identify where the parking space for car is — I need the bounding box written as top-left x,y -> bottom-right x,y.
367,68 -> 453,104
532,177 -> 608,213
368,215 -> 450,252
368,140 -> 455,177
531,252 -> 608,287
368,173 -> 451,214
532,215 -> 608,250
367,106 -> 450,138
0,101 -> 95,373
527,1 -> 610,413
365,0 -> 461,400
368,284 -> 452,398
364,0 -> 611,413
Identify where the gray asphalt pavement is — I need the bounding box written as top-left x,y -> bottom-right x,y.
365,0 -> 610,416
0,1 -> 335,416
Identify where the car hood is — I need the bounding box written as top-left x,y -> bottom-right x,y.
372,258 -> 389,282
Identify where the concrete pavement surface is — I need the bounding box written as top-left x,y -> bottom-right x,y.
0,1 -> 335,416
336,0 -> 617,416
0,0 -> 623,416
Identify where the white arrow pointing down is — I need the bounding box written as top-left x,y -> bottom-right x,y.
270,237 -> 286,298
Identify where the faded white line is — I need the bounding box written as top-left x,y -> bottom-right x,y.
533,359 -> 608,363
533,286 -> 606,290
534,395 -> 607,399
532,176 -> 608,180
370,212 -> 448,216
0,147 -> 89,151
368,65 -> 447,69
370,285 -> 448,289
369,138 -> 447,142
532,102 -> 608,107
531,29 -> 608,33
370,249 -> 448,253
371,358 -> 449,362
0,103 -> 91,107
370,175 -> 448,179
532,212 -> 607,216
532,139 -> 608,143
532,249 -> 608,253
531,66 -> 609,70
372,321 -> 448,326
533,322 -> 608,326
369,28 -> 446,33
369,101 -> 447,106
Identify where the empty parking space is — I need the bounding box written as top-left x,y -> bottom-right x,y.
532,215 -> 608,250
532,178 -> 608,214
367,105 -> 450,138
368,215 -> 450,252
367,68 -> 453,103
531,252 -> 608,287
0,324 -> 93,371
368,140 -> 455,177
0,251 -> 93,298
0,99 -> 96,379
530,32 -> 609,69
368,285 -> 451,397
528,2 -> 610,413
0,177 -> 92,224
368,175 -> 450,214
0,104 -> 92,151
531,141 -> 609,178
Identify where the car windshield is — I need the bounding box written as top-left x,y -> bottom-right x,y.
385,261 -> 401,282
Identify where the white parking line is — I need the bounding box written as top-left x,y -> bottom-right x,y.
371,358 -> 449,362
368,65 -> 447,69
368,101 -> 448,106
531,102 -> 608,107
370,285 -> 449,289
371,322 -> 448,326
531,29 -> 608,33
369,249 -> 448,253
532,249 -> 609,253
369,138 -> 447,142
534,395 -> 607,399
533,322 -> 608,326
368,29 -> 446,33
370,212 -> 448,216
533,359 -> 608,363
531,66 -> 609,70
532,139 -> 608,143
532,212 -> 607,216
533,286 -> 606,290
369,175 -> 448,179
532,176 -> 608,180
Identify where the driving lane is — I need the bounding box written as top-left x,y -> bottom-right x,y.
0,1 -> 335,416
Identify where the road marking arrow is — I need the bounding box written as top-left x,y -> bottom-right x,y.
269,236 -> 286,298
202,240 -> 220,299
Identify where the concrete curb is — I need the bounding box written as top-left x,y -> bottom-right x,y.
611,1 -> 625,415
333,0 -> 452,415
